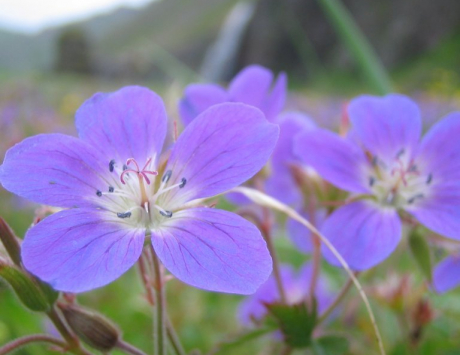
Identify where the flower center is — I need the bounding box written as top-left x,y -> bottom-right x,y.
94,158 -> 187,227
367,149 -> 433,208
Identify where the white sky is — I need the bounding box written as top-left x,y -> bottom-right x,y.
0,0 -> 154,34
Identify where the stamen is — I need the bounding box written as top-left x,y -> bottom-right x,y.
159,210 -> 173,218
396,148 -> 405,158
109,186 -> 114,193
96,190 -> 102,197
369,176 -> 376,187
123,164 -> 128,171
162,170 -> 172,183
407,193 -> 424,204
109,159 -> 115,172
154,205 -> 173,218
117,211 -> 132,219
426,173 -> 433,185
179,177 -> 187,188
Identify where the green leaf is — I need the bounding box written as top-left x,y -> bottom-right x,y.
266,301 -> 317,348
409,229 -> 432,282
312,335 -> 349,355
0,263 -> 50,312
316,0 -> 392,95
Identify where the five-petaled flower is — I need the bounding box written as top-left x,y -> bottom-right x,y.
295,94 -> 460,270
0,86 -> 279,294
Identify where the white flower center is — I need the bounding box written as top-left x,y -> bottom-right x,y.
95,157 -> 187,228
366,149 -> 432,209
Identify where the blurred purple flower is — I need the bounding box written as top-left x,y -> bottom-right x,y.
433,254 -> 460,293
179,64 -> 287,125
238,263 -> 333,326
287,208 -> 327,254
295,94 -> 460,270
0,86 -> 279,294
265,111 -> 316,206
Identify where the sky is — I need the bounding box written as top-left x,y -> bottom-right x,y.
0,0 -> 154,34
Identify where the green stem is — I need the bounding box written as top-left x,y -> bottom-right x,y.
150,249 -> 167,355
318,276 -> 354,324
0,334 -> 66,355
166,317 -> 187,355
316,0 -> 393,94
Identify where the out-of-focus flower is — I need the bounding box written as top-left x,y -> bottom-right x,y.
295,94 -> 460,270
179,64 -> 287,125
433,254 -> 460,293
0,86 -> 279,294
238,263 -> 333,326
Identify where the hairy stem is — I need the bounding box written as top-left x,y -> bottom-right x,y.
318,276 -> 354,324
0,334 -> 66,355
232,187 -> 386,355
116,340 -> 148,355
150,248 -> 167,355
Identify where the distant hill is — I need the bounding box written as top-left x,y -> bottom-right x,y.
0,0 -> 237,76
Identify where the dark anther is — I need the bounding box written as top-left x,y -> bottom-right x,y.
162,170 -> 172,183
109,186 -> 114,193
109,159 -> 115,172
369,176 -> 376,187
408,165 -> 418,173
117,212 -> 132,218
159,210 -> 173,218
371,156 -> 378,166
426,173 -> 433,185
408,193 -> 424,204
179,177 -> 187,188
123,164 -> 128,171
96,190 -> 102,197
396,148 -> 405,158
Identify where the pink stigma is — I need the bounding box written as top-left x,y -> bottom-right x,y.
120,157 -> 158,185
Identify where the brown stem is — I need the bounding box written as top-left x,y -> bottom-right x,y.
260,207 -> 287,304
0,334 -> 66,355
116,340 -> 148,355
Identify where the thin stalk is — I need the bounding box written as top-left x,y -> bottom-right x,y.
150,248 -> 167,355
232,187 -> 386,355
318,276 -> 354,324
166,317 -> 187,355
0,334 -> 66,355
116,340 -> 148,355
260,207 -> 287,304
316,0 -> 392,94
138,250 -> 186,355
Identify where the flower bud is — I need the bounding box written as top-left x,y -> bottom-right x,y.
0,217 -> 22,266
60,304 -> 120,352
0,262 -> 50,311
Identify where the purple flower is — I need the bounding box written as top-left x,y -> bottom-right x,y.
265,111 -> 316,206
238,263 -> 333,326
0,86 -> 279,294
433,254 -> 460,293
179,64 -> 287,126
295,94 -> 460,270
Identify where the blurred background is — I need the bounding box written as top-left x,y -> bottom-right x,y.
1,0 -> 460,354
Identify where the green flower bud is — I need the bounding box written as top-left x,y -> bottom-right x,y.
0,263 -> 50,311
61,304 -> 120,352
